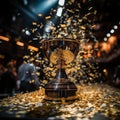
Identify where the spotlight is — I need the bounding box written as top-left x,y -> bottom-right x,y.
32,0 -> 58,14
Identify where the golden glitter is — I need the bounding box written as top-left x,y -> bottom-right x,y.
0,84 -> 119,119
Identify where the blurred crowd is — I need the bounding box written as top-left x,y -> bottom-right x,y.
0,57 -> 42,98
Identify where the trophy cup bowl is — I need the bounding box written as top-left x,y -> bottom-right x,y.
41,38 -> 79,101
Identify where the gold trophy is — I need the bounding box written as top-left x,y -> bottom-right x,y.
41,38 -> 79,101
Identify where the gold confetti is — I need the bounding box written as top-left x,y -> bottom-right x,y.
0,84 -> 119,119
45,16 -> 51,20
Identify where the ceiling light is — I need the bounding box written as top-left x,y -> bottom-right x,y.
106,33 -> 111,37
16,41 -> 24,46
0,36 -> 10,42
104,37 -> 107,41
110,29 -> 114,34
113,25 -> 118,29
28,45 -> 39,51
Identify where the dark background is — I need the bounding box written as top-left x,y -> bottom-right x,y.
0,0 -> 120,67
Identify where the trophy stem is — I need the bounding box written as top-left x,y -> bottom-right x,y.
44,59 -> 77,101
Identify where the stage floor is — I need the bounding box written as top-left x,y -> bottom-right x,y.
0,83 -> 120,120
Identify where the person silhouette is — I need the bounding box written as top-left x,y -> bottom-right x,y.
18,57 -> 40,93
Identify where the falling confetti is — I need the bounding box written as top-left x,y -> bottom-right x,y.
21,0 -> 103,86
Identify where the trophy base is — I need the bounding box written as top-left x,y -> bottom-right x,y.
44,95 -> 78,102
44,79 -> 77,101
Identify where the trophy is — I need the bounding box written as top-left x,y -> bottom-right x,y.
41,38 -> 79,101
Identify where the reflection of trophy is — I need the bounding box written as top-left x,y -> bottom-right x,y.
42,38 -> 79,101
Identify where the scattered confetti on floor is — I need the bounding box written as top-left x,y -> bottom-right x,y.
0,83 -> 120,120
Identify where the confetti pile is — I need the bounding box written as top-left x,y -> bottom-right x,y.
0,83 -> 120,120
